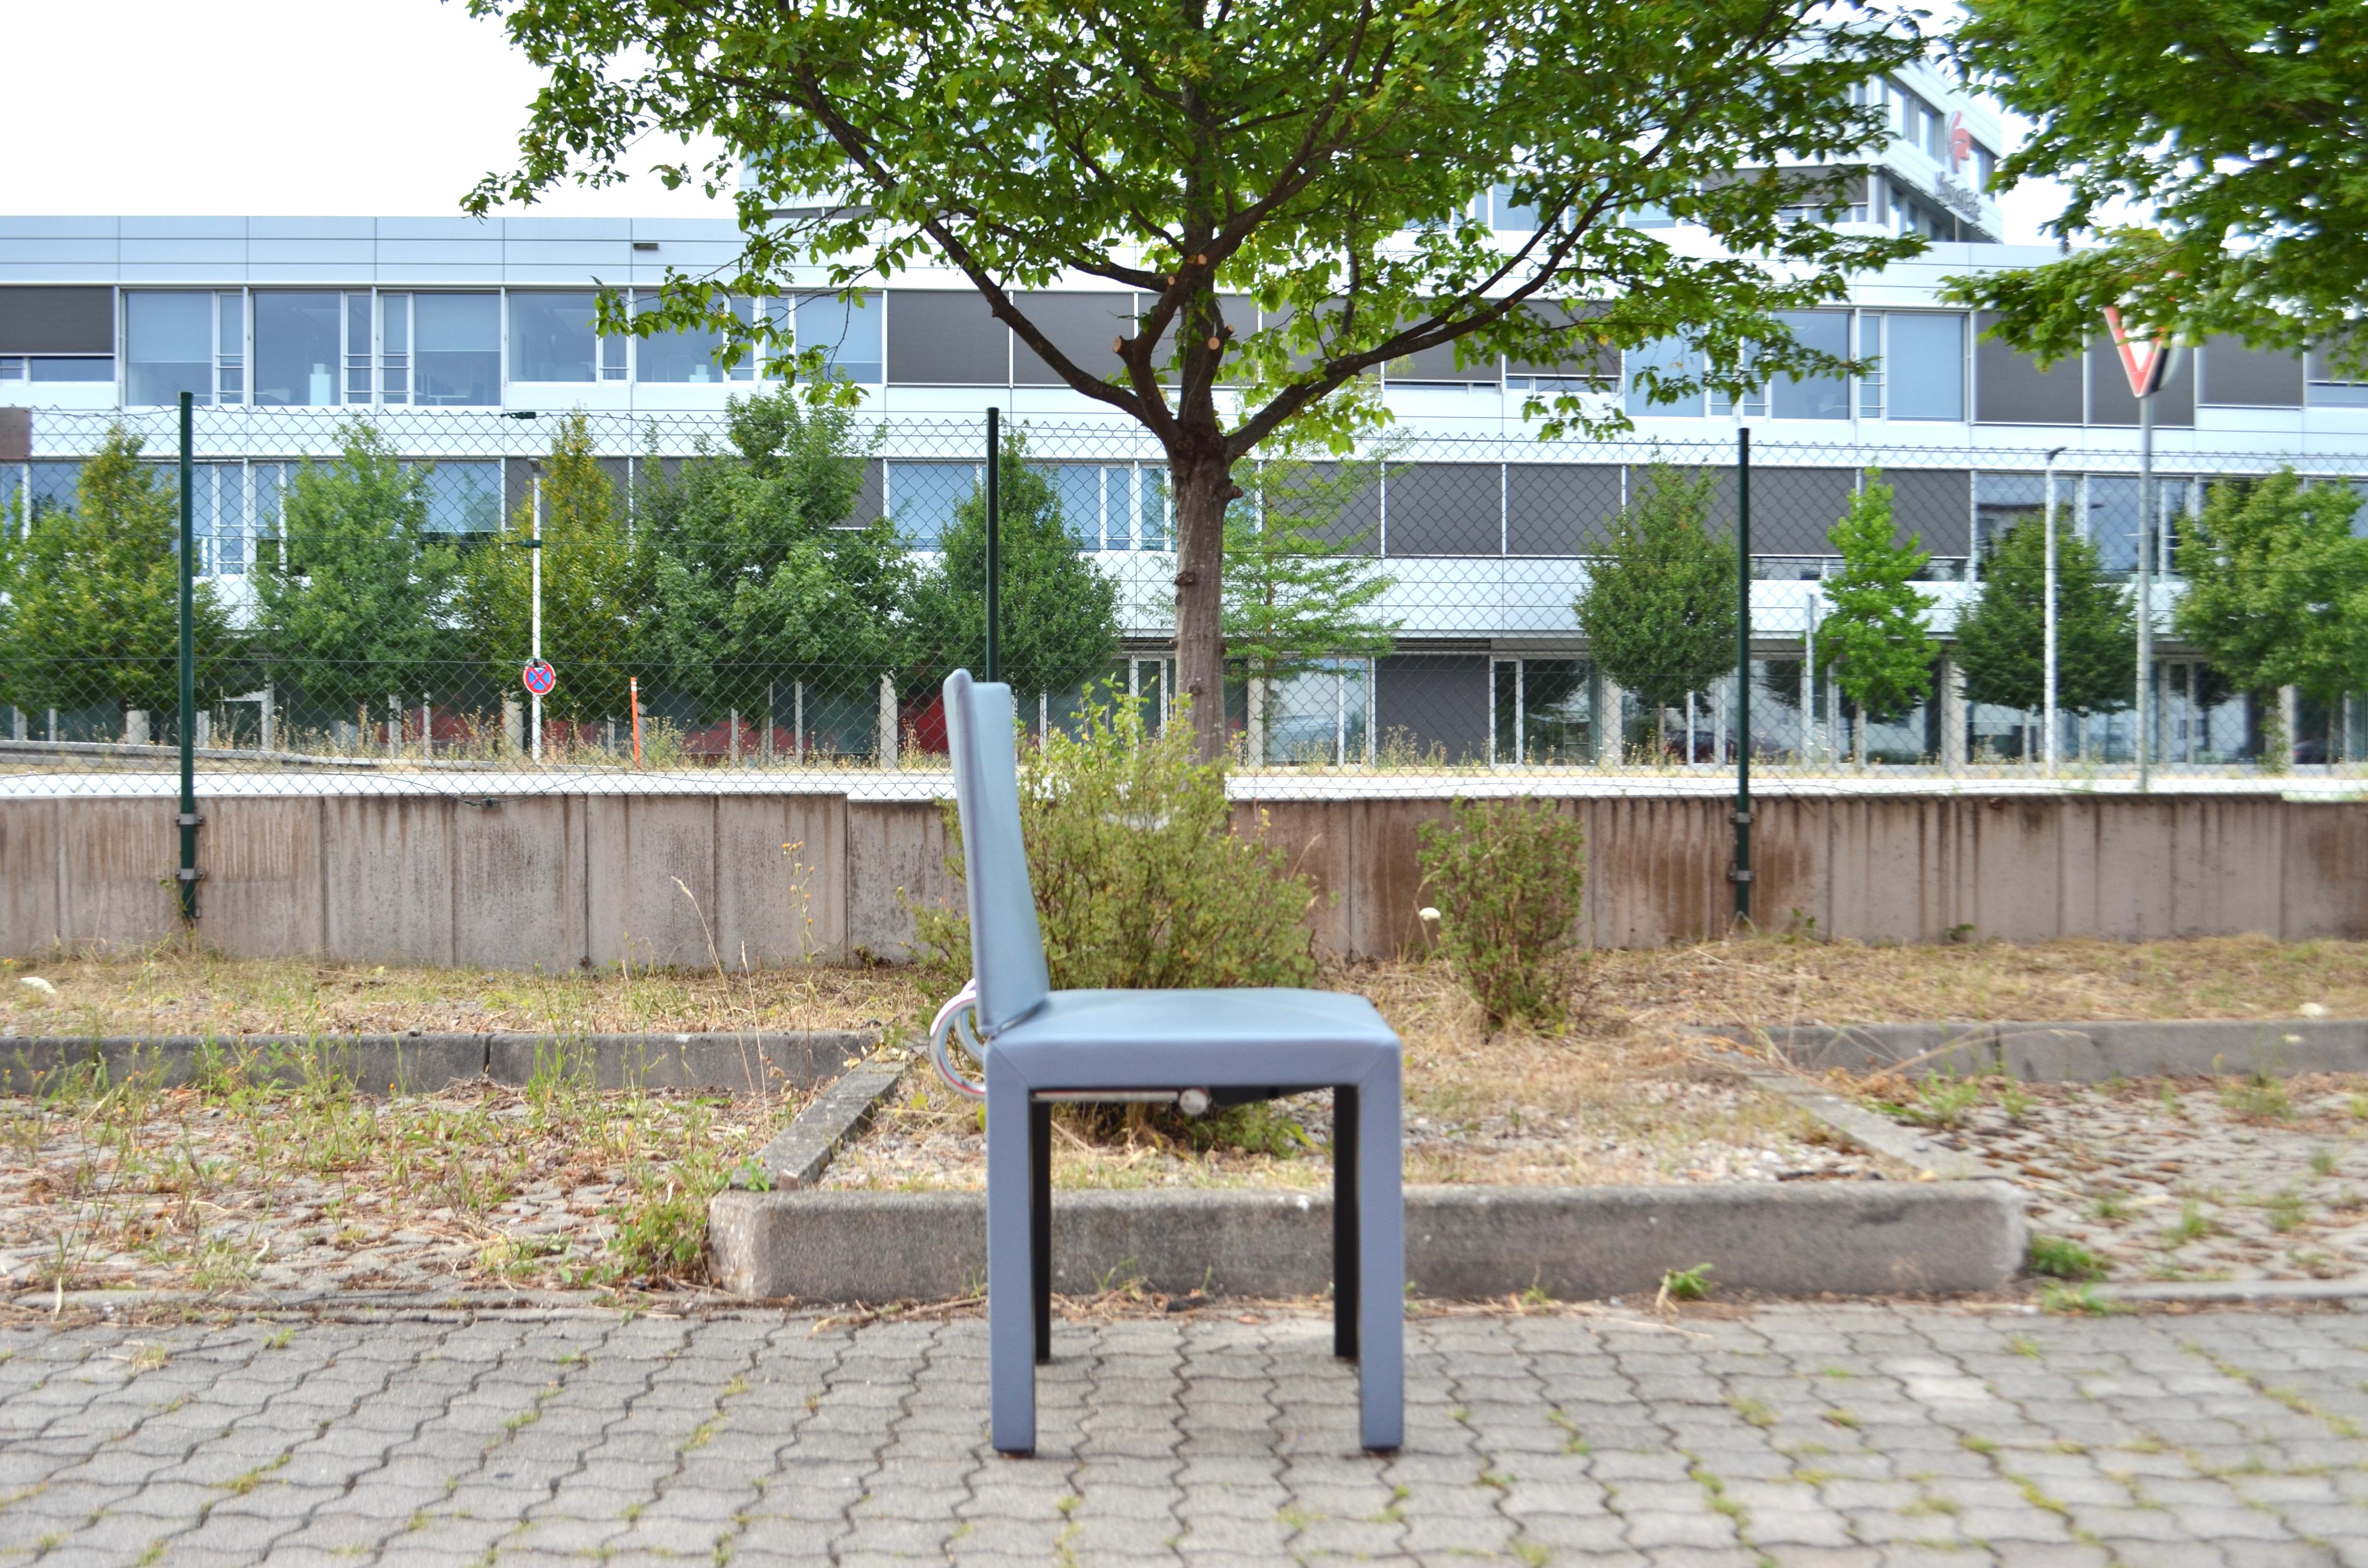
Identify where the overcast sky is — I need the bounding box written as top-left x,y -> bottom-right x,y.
16,0 -> 2070,244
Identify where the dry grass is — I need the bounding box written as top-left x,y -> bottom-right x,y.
0,943 -> 928,1042
11,931 -> 2366,1047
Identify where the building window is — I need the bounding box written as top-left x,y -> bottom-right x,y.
413,294 -> 501,406
1862,311 -> 1965,421
252,292 -> 346,407
777,293 -> 883,384
420,462 -> 503,532
125,293 -> 222,406
1625,337 -> 1703,417
380,294 -> 409,404
1492,659 -> 1595,765
512,292 -> 619,383
2305,346 -> 2368,407
1489,183 -> 1540,233
1769,311 -> 1849,420
885,460 -> 982,549
637,295 -> 757,384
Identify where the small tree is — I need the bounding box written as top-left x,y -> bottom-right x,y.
461,412 -> 649,725
906,433 -> 1122,707
1417,796 -> 1588,1031
0,427 -> 234,739
2175,469 -> 2368,752
639,389 -> 911,729
1226,455 -> 1401,760
1820,472 -> 1936,765
1953,510 -> 2134,723
1572,464 -> 1735,758
255,422 -> 464,735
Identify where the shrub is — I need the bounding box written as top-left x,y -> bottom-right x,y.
1417,797 -> 1588,1029
919,686 -> 1320,992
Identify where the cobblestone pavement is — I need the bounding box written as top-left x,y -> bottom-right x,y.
2,1303 -> 2367,1567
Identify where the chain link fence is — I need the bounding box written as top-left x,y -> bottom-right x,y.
3,403 -> 2363,801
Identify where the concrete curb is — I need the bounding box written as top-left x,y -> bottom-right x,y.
749,1062 -> 909,1188
0,1030 -> 874,1096
1691,1018 -> 2368,1081
707,1180 -> 2026,1304
2095,1277 -> 2368,1305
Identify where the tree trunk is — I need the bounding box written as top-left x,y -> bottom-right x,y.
1169,449 -> 1233,761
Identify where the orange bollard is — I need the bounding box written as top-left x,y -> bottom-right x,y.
630,677 -> 643,768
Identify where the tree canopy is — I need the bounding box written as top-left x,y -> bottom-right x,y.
1953,510 -> 2134,718
2174,469 -> 2368,705
1573,464 -> 1735,724
0,427 -> 234,732
1819,472 -> 1935,758
1225,455 -> 1400,685
468,0 -> 1927,752
637,389 -> 910,718
254,422 -> 464,726
1943,0 -> 2368,368
906,436 -> 1122,701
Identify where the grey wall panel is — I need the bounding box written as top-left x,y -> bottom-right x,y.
0,286 -> 114,354
1974,312 -> 2083,425
837,458 -> 886,528
2197,335 -> 2302,408
1012,292 -> 1136,386
1506,464 -> 1623,554
887,291 -> 1010,384
1886,468 -> 1972,556
1266,461 -> 1381,553
120,239 -> 245,267
1750,468 -> 1858,555
2089,340 -> 2194,426
1506,304 -> 1621,380
1386,463 -> 1502,555
1375,654 -> 1492,765
1626,463 -> 1738,545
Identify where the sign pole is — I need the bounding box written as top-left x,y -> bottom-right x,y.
176,391 -> 198,923
2043,445 -> 2063,776
984,406 -> 1001,684
2105,308 -> 2168,792
530,468 -> 543,763
1732,426 -> 1752,926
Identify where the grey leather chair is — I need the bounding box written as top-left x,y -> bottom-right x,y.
940,669 -> 1404,1455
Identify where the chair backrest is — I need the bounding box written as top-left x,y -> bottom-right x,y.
942,669 -> 1052,1033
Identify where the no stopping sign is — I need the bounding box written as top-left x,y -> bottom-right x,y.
521,659 -> 557,696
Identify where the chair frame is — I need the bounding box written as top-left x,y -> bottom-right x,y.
943,670 -> 1403,1456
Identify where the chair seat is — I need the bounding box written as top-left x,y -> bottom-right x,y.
990,987 -> 1398,1090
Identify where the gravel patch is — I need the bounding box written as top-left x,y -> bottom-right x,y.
1877,1072 -> 2368,1282
820,1076 -> 1885,1190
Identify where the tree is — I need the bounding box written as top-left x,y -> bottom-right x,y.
1820,472 -> 1936,765
1573,464 -> 1735,757
907,433 -> 1122,703
461,412 -> 650,724
1942,2 -> 2368,369
2174,470 -> 2368,725
469,0 -> 1927,757
1953,510 -> 2134,719
0,427 -> 234,739
639,388 -> 911,724
1226,454 -> 1400,760
253,422 -> 465,735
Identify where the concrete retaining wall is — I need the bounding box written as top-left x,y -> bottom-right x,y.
706,1181 -> 2027,1304
5,788 -> 2366,969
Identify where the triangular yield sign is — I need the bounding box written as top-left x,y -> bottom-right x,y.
2102,306 -> 2171,399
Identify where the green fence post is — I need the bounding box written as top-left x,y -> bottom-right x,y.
1732,425 -> 1751,927
176,390 -> 199,923
985,405 -> 1001,683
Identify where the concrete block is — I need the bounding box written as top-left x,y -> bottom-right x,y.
483,1031 -> 868,1092
707,1181 -> 2027,1304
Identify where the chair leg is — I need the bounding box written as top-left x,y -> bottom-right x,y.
1334,1083 -> 1358,1361
1356,1062 -> 1404,1453
986,1061 -> 1036,1455
1031,1099 -> 1052,1365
